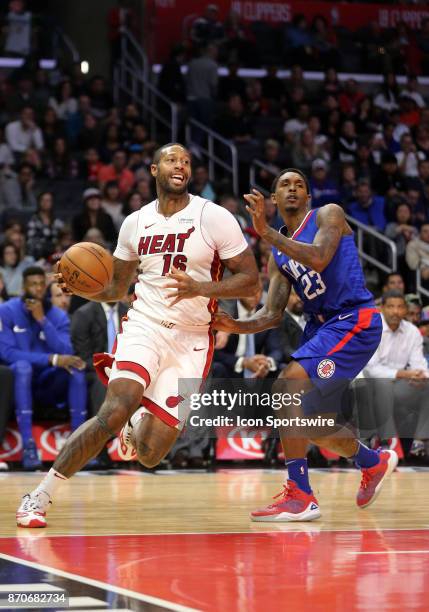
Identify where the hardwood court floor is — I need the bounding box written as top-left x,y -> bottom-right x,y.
0,468 -> 428,611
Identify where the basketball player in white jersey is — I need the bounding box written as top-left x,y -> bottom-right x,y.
17,143 -> 259,527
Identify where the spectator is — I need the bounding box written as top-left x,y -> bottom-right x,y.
99,124 -> 121,163
49,281 -> 71,313
373,72 -> 400,113
405,293 -> 423,327
264,196 -> 282,231
0,126 -> 14,167
222,9 -> 254,65
385,202 -> 418,282
5,107 -> 44,156
372,152 -> 407,199
405,188 -> 427,227
217,94 -> 253,143
363,290 -> 429,453
310,159 -> 340,208
26,192 -> 64,261
406,223 -> 429,286
338,79 -> 365,117
135,177 -> 153,206
72,188 -> 117,247
415,126 -> 429,160
77,113 -> 101,151
320,67 -> 341,98
336,120 -> 358,163
212,285 -> 283,378
186,44 -> 218,131
261,64 -> 285,102
339,164 -> 358,206
101,180 -> 124,232
98,149 -> 135,198
82,147 -> 103,182
219,61 -> 246,102
398,95 -> 420,130
4,0 -> 32,57
283,14 -> 314,68
189,164 -> 216,201
0,270 -> 9,303
48,80 -> 78,121
88,76 -> 112,119
348,179 -> 386,232
0,266 -> 87,469
283,102 -> 310,143
279,289 -> 305,364
311,15 -> 339,69
292,128 -> 324,174
5,74 -> 37,115
45,137 -> 79,180
190,3 -> 225,49
122,190 -> 144,216
0,242 -> 34,296
255,139 -> 289,193
400,75 -> 425,110
382,272 -> 406,295
41,107 -> 65,153
219,194 -> 247,229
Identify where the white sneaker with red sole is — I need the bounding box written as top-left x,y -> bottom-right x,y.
16,491 -> 51,528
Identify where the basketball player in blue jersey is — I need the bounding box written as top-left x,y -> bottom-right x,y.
214,168 -> 398,521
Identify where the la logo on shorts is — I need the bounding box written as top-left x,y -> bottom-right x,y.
317,359 -> 335,379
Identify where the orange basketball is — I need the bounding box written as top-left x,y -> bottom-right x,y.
59,242 -> 114,296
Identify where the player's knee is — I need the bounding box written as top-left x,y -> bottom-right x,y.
97,390 -> 141,434
136,441 -> 163,468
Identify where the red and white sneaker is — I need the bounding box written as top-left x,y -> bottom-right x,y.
357,449 -> 398,509
16,491 -> 51,528
251,480 -> 321,522
117,419 -> 137,461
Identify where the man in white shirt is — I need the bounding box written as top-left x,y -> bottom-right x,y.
363,290 -> 429,446
5,107 -> 44,155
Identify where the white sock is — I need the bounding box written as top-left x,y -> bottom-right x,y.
34,468 -> 68,499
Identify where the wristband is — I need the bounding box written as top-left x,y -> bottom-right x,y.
52,354 -> 59,367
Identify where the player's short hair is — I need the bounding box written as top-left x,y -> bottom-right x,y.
152,143 -> 190,165
271,168 -> 310,195
381,289 -> 406,305
23,266 -> 46,280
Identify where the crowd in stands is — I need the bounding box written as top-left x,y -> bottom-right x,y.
0,1 -> 429,469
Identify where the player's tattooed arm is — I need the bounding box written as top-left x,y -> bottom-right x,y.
213,255 -> 291,334
245,189 -> 344,272
165,246 -> 259,306
56,257 -> 138,302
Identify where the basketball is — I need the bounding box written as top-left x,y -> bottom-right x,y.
59,242 -> 114,296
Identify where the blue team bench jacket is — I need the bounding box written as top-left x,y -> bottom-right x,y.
0,297 -> 73,367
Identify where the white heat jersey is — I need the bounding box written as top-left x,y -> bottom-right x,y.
114,195 -> 248,329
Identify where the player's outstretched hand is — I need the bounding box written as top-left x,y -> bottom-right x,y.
165,266 -> 201,306
53,262 -> 73,295
243,189 -> 268,237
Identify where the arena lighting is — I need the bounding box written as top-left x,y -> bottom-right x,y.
80,60 -> 89,74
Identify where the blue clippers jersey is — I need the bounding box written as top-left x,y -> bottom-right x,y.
273,209 -> 373,316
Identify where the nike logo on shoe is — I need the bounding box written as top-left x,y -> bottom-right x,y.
13,325 -> 27,333
338,313 -> 353,320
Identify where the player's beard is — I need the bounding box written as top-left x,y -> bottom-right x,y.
158,174 -> 189,195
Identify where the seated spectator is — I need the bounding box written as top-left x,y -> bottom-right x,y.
190,3 -> 225,50
40,107 -> 65,153
279,289 -> 305,364
372,152 -> 407,199
158,44 -> 186,104
82,147 -> 103,182
401,75 -> 426,110
0,242 -> 34,296
72,188 -> 117,247
5,107 -> 44,157
0,266 -> 87,469
385,202 -> 418,283
406,223 -> 429,286
222,9 -> 254,65
310,159 -> 340,208
405,293 -> 423,327
406,188 -> 427,227
320,67 -> 341,98
415,126 -> 429,160
122,190 -> 144,216
382,272 -> 406,295
355,97 -> 381,136
3,0 -> 32,57
398,95 -> 420,130
0,270 -> 9,302
308,115 -> 328,153
99,123 -> 121,163
363,290 -> 429,454
338,79 -> 365,117
339,164 -> 357,206
373,73 -> 400,114
355,140 -> 376,181
0,126 -> 14,167
383,122 -> 401,155
187,164 -> 215,201
219,194 -> 247,229
212,284 -> 283,378
246,79 -> 270,117
49,281 -> 71,313
98,149 -> 135,199
292,128 -> 324,174
45,137 -> 79,180
101,180 -> 124,232
348,179 -> 386,232
48,80 -> 78,121
217,94 -> 254,144
311,15 -> 339,69
134,177 -> 153,206
88,76 -> 112,119
186,44 -> 218,132
390,109 -> 410,145
127,144 -> 150,182
77,113 -> 101,151
255,139 -> 289,192
283,102 -> 310,144
283,14 -> 314,68
336,120 -> 358,163
26,192 -> 64,261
